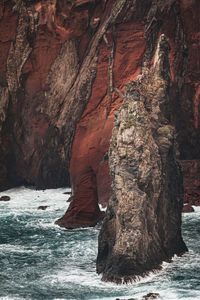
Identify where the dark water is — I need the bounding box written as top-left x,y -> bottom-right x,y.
0,187 -> 200,300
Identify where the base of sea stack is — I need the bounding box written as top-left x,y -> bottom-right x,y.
97,244 -> 187,284
55,200 -> 105,229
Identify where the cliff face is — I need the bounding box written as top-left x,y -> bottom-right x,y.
0,1 -> 199,224
96,34 -> 188,282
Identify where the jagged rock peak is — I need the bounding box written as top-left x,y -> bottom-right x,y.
153,34 -> 171,80
96,34 -> 188,283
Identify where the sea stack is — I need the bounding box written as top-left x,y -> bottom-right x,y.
97,34 -> 188,283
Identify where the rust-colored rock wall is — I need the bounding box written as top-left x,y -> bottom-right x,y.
0,3 -> 18,189
0,0 -> 92,190
58,22 -> 147,228
58,0 -> 200,228
0,0 -> 199,227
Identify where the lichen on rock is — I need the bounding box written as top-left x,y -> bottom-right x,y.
96,34 -> 188,283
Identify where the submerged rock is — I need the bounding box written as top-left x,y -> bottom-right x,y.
96,34 -> 187,283
115,298 -> 137,300
182,204 -> 194,213
0,195 -> 10,201
115,293 -> 160,300
37,205 -> 49,210
142,293 -> 160,299
63,192 -> 72,195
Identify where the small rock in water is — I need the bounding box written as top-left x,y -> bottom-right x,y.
182,204 -> 194,213
37,205 -> 49,210
0,195 -> 10,201
115,298 -> 137,300
63,191 -> 72,195
142,293 -> 160,299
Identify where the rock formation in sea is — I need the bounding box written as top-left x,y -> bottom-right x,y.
96,34 -> 188,282
0,0 -> 199,226
0,0 -> 199,259
0,195 -> 10,201
182,204 -> 194,213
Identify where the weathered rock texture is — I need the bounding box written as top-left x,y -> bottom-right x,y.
180,160 -> 200,206
96,34 -> 188,282
182,204 -> 194,213
0,0 -> 199,228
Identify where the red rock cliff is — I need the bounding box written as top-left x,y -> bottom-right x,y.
0,0 -> 200,227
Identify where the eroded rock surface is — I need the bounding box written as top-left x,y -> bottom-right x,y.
0,1 -> 199,229
182,204 -> 194,213
96,35 -> 187,283
180,160 -> 200,206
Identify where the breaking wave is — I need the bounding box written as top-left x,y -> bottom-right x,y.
0,187 -> 199,300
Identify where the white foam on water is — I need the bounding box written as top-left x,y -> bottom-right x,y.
0,187 -> 200,300
42,259 -> 188,300
0,187 -> 71,228
99,204 -> 107,212
0,298 -> 25,300
0,186 -> 70,210
193,206 -> 200,212
0,244 -> 34,254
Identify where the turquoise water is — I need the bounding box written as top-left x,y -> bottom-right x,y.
0,187 -> 200,300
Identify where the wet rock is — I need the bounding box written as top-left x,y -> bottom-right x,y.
37,205 -> 49,210
97,34 -> 187,283
55,203 -> 105,229
115,294 -> 160,300
182,204 -> 194,213
115,298 -> 137,300
0,195 -> 10,201
63,192 -> 72,195
142,293 -> 160,299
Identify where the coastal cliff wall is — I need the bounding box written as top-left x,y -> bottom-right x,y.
0,0 -> 199,228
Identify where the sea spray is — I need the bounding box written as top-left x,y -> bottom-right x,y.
0,187 -> 199,300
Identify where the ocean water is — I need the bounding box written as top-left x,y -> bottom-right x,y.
0,187 -> 199,300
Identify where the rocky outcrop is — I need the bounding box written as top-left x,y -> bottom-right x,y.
0,195 -> 10,201
0,1 -> 199,228
96,34 -> 188,282
182,204 -> 194,213
0,0 -> 199,285
0,0 -> 139,195
37,205 -> 48,210
0,0 -> 107,190
116,294 -> 160,300
47,0 -> 200,228
180,160 -> 200,206
57,2 -> 147,228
